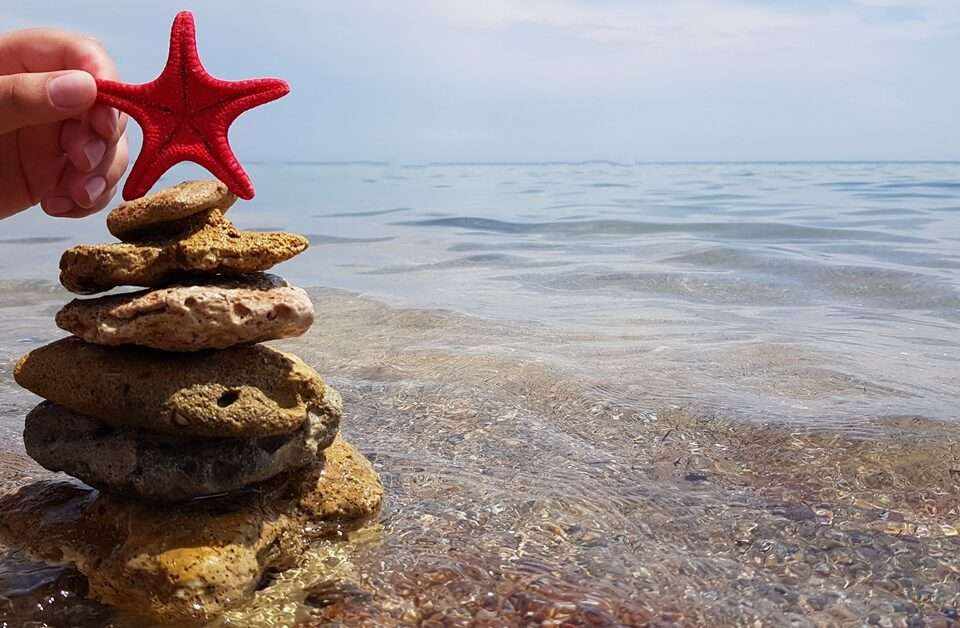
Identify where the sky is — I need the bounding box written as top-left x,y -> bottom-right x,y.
4,0 -> 959,162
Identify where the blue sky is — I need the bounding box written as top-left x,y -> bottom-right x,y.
5,0 -> 959,162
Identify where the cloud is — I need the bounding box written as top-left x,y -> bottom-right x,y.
421,0 -> 959,40
2,0 -> 957,160
307,0 -> 957,93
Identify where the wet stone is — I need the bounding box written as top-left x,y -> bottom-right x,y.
0,436 -> 383,624
15,337 -> 334,438
769,502 -> 818,522
303,581 -> 374,609
23,400 -> 340,501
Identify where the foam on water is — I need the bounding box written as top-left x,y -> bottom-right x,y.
0,162 -> 958,625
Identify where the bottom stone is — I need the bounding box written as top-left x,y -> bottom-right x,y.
0,436 -> 382,624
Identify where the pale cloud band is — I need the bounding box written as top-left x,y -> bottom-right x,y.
3,0 -> 958,161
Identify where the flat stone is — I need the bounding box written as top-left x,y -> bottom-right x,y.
59,209 -> 308,294
55,273 -> 314,351
0,436 -> 383,624
15,338 -> 333,438
24,399 -> 340,501
106,180 -> 237,240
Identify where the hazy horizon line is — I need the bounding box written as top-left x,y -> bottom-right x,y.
252,159 -> 960,167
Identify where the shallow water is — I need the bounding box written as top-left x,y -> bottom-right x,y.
0,162 -> 958,626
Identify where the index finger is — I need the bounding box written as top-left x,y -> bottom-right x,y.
0,29 -> 123,140
0,28 -> 119,79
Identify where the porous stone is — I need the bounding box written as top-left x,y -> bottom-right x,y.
297,432 -> 388,538
0,436 -> 383,624
23,398 -> 341,501
106,179 -> 237,240
55,273 -> 314,351
59,209 -> 308,294
15,337 -> 333,438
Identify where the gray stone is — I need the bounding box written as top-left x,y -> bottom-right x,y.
23,398 -> 341,501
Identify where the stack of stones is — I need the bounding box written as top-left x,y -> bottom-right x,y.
0,181 -> 383,624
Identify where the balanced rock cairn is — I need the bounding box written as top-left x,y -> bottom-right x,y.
0,181 -> 383,624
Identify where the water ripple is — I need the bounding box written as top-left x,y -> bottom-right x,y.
399,216 -> 928,243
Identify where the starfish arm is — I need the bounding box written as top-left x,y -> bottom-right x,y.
183,79 -> 288,200
125,146 -> 201,201
121,118 -> 178,200
216,79 -> 290,128
165,11 -> 199,83
188,134 -> 254,200
122,142 -> 165,201
122,159 -> 157,201
95,80 -> 159,118
192,78 -> 290,120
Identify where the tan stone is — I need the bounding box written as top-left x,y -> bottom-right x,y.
59,209 -> 308,294
106,179 -> 237,240
15,337 -> 333,438
55,273 -> 314,352
0,436 -> 383,624
298,431 -> 389,537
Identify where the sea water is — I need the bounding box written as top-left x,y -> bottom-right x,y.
0,162 -> 958,625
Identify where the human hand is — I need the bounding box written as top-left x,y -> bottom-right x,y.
0,28 -> 129,220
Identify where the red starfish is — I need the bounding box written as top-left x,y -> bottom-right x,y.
95,11 -> 289,200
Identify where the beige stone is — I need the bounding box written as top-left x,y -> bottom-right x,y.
59,209 -> 308,294
0,436 -> 383,624
106,179 -> 237,240
56,273 -> 314,352
15,337 -> 333,438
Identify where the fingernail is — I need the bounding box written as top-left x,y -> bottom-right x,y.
84,176 -> 107,203
46,197 -> 75,216
83,139 -> 107,170
47,71 -> 96,110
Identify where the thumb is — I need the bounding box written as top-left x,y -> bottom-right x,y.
0,70 -> 96,134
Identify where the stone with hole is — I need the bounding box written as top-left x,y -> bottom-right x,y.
14,338 -> 334,438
